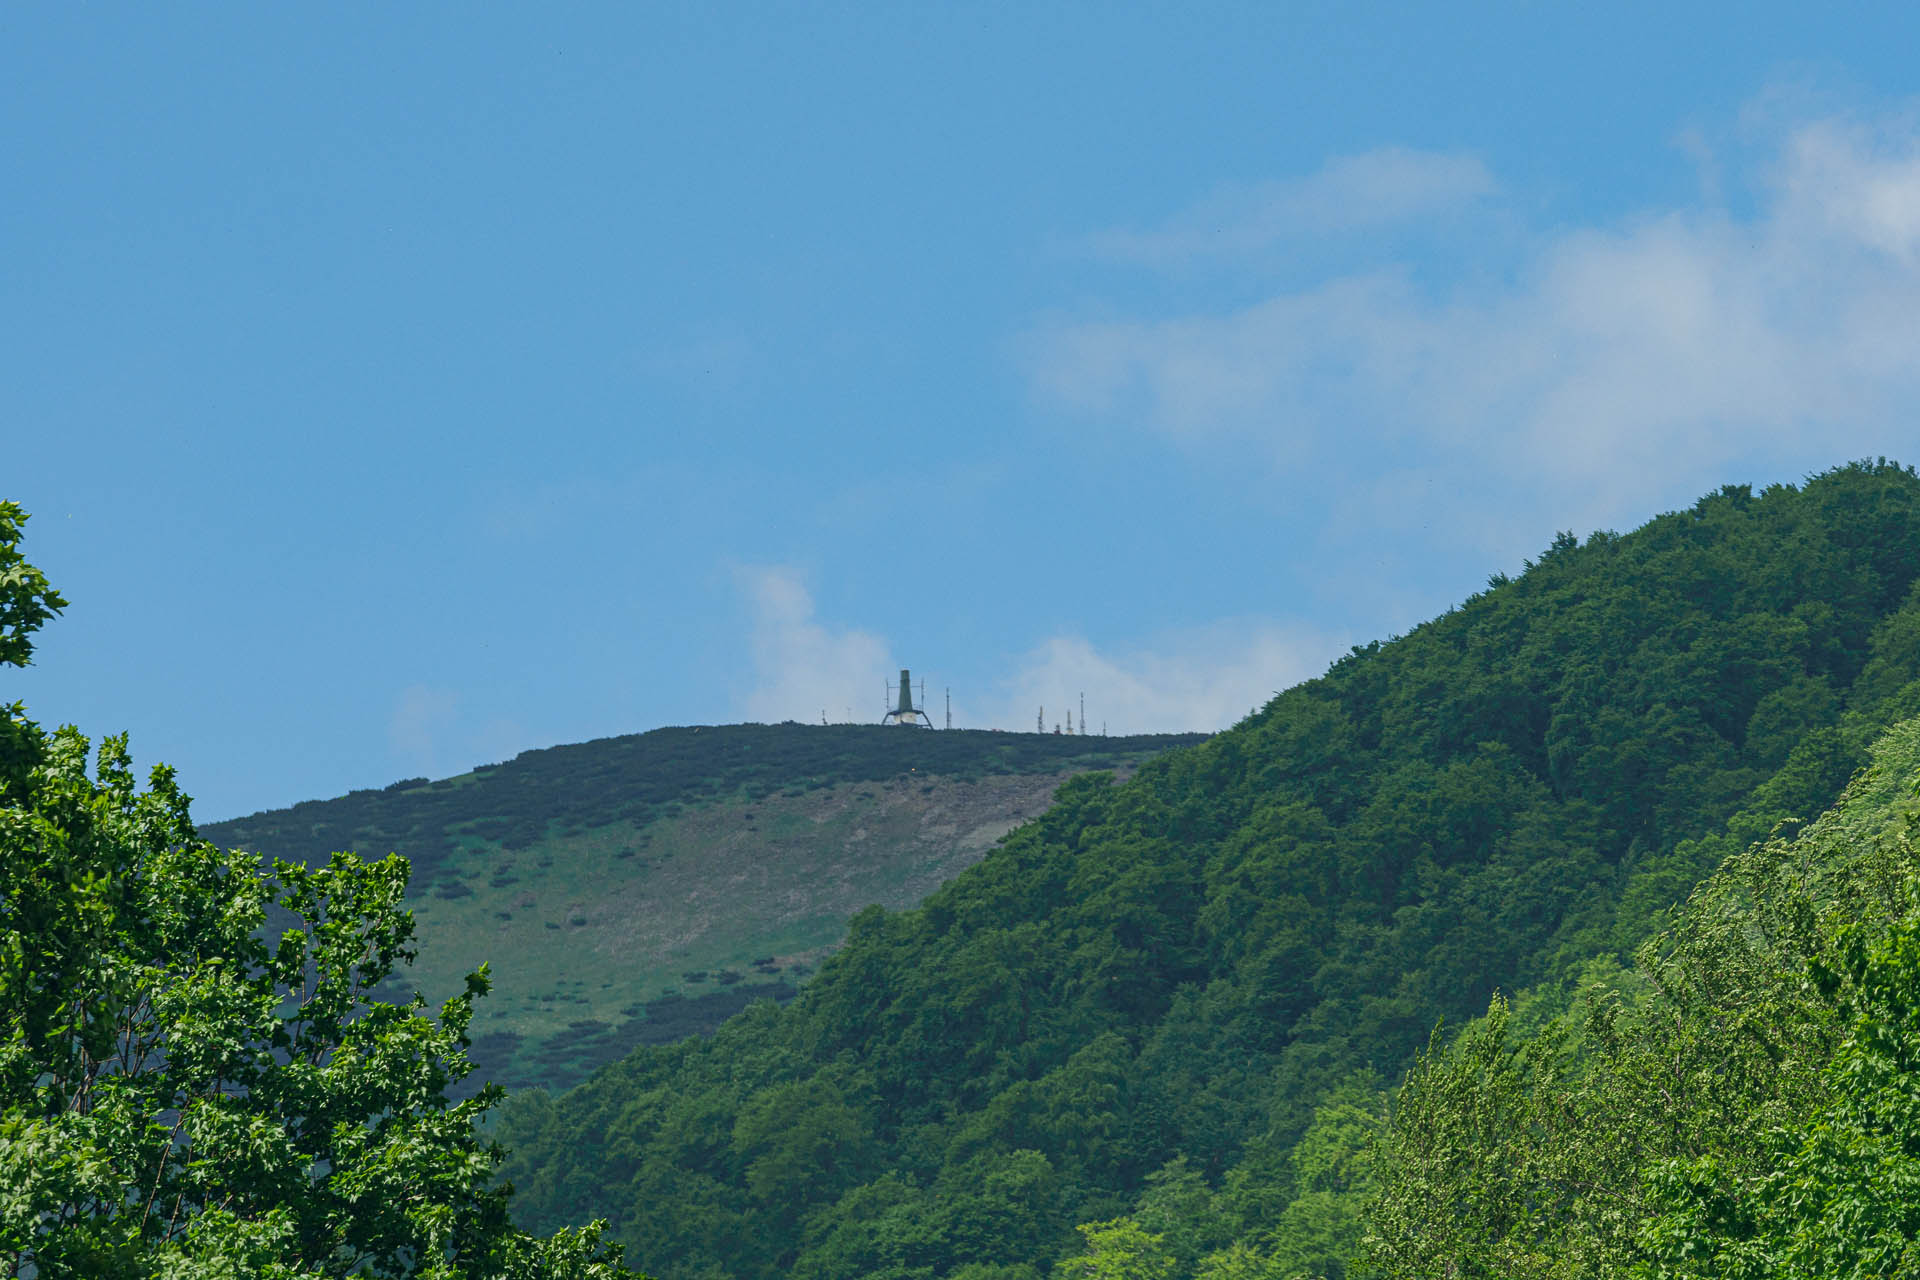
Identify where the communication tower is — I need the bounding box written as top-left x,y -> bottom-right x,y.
883,669 -> 934,728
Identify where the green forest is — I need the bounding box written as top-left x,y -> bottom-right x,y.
10,461 -> 1920,1276
494,462 -> 1920,1278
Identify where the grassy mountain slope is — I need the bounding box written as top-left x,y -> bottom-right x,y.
493,462 -> 1920,1280
203,725 -> 1201,1091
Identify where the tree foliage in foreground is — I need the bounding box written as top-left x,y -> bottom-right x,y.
1363,717 -> 1920,1278
1639,848 -> 1920,1276
0,507 -> 639,1276
0,501 -> 63,670
502,464 -> 1920,1279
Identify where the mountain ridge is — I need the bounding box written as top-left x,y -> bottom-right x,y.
201,723 -> 1206,1090
494,461 -> 1920,1279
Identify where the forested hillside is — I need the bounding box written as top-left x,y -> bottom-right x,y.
204,725 -> 1199,1091
1356,716 -> 1920,1278
496,462 -> 1920,1279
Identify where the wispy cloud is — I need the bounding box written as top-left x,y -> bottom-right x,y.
1780,115 -> 1920,262
1029,109 -> 1920,553
971,623 -> 1346,736
1087,147 -> 1495,268
732,569 -> 1340,735
735,566 -> 894,724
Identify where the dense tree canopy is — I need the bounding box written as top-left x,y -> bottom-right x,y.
0,513 -> 638,1277
1363,718 -> 1920,1279
501,463 -> 1920,1278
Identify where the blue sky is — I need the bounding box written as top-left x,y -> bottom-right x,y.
9,4 -> 1920,821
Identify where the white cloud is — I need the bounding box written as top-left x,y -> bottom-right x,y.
1028,110 -> 1920,553
1087,147 -> 1495,268
1027,270 -> 1437,443
732,568 -> 1341,735
1778,116 -> 1920,263
973,624 -> 1346,737
735,566 -> 895,724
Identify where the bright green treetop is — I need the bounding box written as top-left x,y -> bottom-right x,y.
0,500 -> 63,671
1050,1219 -> 1176,1280
0,507 -> 642,1276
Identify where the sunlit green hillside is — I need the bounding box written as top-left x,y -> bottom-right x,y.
495,463 -> 1920,1280
1361,714 -> 1920,1278
203,724 -> 1202,1090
